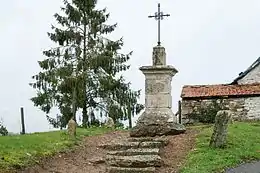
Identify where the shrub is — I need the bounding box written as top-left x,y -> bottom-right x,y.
187,100 -> 222,124
0,122 -> 8,136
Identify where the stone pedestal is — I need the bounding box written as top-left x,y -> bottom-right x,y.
130,46 -> 186,137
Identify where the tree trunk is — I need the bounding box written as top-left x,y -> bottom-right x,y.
128,105 -> 132,128
82,18 -> 89,128
72,86 -> 77,122
82,81 -> 88,127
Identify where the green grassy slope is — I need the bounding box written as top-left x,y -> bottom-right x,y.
0,127 -> 113,171
181,122 -> 260,173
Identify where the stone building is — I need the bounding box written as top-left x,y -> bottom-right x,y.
181,57 -> 260,124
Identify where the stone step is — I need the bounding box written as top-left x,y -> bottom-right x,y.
100,141 -> 163,151
107,148 -> 160,156
128,137 -> 169,146
99,142 -> 139,150
107,167 -> 156,173
139,141 -> 164,148
106,155 -> 162,168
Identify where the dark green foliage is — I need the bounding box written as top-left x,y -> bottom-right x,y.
30,0 -> 142,128
188,100 -> 222,124
89,110 -> 100,126
0,122 -> 8,136
101,76 -> 144,128
115,122 -> 124,129
46,114 -> 67,130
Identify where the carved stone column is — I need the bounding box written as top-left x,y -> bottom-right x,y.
130,46 -> 186,137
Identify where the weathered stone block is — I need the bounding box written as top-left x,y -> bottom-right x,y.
152,46 -> 166,66
135,108 -> 175,125
100,141 -> 163,151
106,155 -> 162,168
128,137 -> 169,146
105,117 -> 115,128
99,142 -> 140,151
107,148 -> 160,156
209,110 -> 231,148
130,122 -> 186,137
67,119 -> 76,138
145,80 -> 170,94
146,94 -> 172,108
107,166 -> 156,173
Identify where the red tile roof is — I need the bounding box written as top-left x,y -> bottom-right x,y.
181,83 -> 260,98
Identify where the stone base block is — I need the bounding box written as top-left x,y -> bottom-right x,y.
130,122 -> 186,137
136,108 -> 177,125
130,108 -> 186,137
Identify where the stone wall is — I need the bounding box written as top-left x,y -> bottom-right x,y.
237,64 -> 260,84
181,96 -> 260,124
245,97 -> 260,119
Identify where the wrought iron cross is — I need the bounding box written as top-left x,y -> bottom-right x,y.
148,3 -> 170,46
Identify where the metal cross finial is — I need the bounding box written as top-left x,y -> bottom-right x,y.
148,3 -> 170,46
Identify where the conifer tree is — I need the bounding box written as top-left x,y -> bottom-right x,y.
30,0 -> 142,128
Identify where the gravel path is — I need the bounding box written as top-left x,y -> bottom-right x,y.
226,161 -> 260,173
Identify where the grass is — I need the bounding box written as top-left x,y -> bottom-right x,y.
0,127 -> 113,171
181,122 -> 260,173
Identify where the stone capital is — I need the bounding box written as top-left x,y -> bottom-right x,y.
140,65 -> 178,77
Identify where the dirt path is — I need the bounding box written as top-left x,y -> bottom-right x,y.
157,129 -> 198,173
18,131 -> 129,173
17,129 -> 198,173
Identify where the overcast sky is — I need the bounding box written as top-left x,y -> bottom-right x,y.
1,0 -> 260,133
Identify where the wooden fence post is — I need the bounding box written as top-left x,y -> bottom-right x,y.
178,100 -> 182,124
20,107 -> 26,135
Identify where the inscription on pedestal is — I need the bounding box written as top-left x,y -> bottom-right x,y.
145,79 -> 171,95
145,81 -> 165,94
146,94 -> 172,108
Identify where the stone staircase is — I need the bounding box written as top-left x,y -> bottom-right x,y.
100,137 -> 168,173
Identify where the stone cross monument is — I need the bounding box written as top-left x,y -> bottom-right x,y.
148,3 -> 170,47
130,3 -> 186,137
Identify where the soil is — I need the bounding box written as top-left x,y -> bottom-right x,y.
157,129 -> 198,173
15,129 -> 198,173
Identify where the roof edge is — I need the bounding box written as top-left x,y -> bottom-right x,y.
181,82 -> 260,98
231,57 -> 260,84
182,94 -> 260,99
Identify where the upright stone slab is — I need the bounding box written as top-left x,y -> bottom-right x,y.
67,119 -> 76,138
130,46 -> 186,137
209,110 -> 231,148
105,117 -> 115,129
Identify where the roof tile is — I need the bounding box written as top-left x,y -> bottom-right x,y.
181,83 -> 260,98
